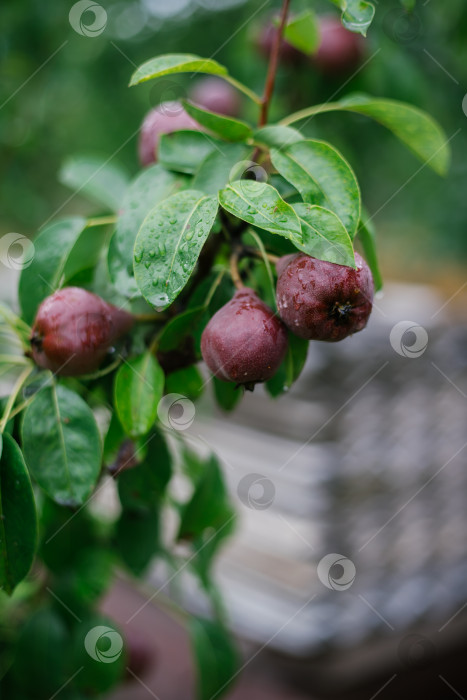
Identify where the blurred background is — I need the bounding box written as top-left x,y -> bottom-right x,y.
2,0 -> 467,698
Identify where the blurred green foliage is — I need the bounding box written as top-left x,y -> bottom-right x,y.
1,0 -> 466,265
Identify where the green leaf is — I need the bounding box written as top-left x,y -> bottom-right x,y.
11,608 -> 70,698
114,352 -> 164,438
266,333 -> 309,397
213,377 -> 242,412
134,189 -> 218,309
108,164 -> 186,298
192,143 -> 250,195
39,497 -> 97,574
159,130 -> 220,174
357,210 -> 383,291
22,383 -> 101,507
282,95 -> 450,176
165,365 -> 204,401
270,140 -> 361,239
293,203 -> 356,267
115,506 -> 160,575
189,617 -> 238,700
219,181 -> 302,241
18,217 -> 86,324
282,10 -> 320,54
178,455 -> 232,540
183,100 -> 253,142
253,124 -> 304,149
0,434 -> 37,595
117,428 -> 172,511
59,156 -> 129,211
130,54 -> 228,86
339,95 -> 450,175
158,306 -> 206,352
326,0 -> 376,36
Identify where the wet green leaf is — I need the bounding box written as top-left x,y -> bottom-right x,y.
159,130 -> 220,174
130,54 -> 228,86
270,140 -> 361,238
219,181 -> 302,241
22,383 -> 101,506
108,165 -> 186,298
59,156 -> 129,211
183,100 -> 253,142
114,352 -> 164,438
0,434 -> 37,595
293,203 -> 356,267
326,0 -> 375,36
134,189 -> 218,309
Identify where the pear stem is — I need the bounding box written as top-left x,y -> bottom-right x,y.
229,250 -> 244,290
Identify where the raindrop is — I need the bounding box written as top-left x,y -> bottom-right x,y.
134,251 -> 143,263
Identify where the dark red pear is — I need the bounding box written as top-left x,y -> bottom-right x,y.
257,22 -> 303,63
201,287 -> 288,386
138,102 -> 202,167
276,253 -> 373,342
30,287 -> 134,376
314,16 -> 364,76
189,77 -> 241,117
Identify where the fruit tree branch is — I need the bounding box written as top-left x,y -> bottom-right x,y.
258,0 -> 291,126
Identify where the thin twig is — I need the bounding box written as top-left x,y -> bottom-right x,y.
229,250 -> 244,290
258,0 -> 291,127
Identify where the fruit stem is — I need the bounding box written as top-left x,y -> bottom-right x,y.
0,364 -> 34,433
133,312 -> 167,322
258,0 -> 291,127
243,246 -> 280,264
229,250 -> 244,290
86,215 -> 118,227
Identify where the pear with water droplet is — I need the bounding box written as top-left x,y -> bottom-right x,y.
276,253 -> 374,341
201,287 -> 288,387
30,287 -> 134,376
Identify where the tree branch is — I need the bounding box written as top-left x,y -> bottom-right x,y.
258,0 -> 291,127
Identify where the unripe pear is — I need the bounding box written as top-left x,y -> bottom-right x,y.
189,77 -> 241,117
30,287 -> 134,376
201,288 -> 288,386
276,253 -> 373,342
138,102 -> 202,167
